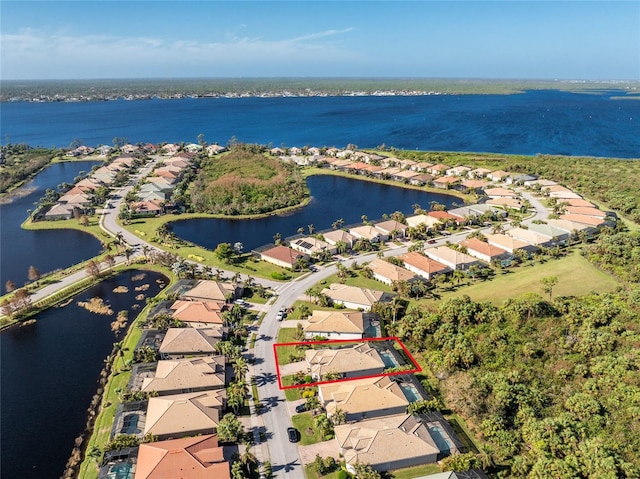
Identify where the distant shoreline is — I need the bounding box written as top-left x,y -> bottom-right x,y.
2,77 -> 638,103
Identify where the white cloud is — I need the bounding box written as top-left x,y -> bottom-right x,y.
1,27 -> 360,79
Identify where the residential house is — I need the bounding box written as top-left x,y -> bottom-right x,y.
459,238 -> 511,263
374,220 -> 408,239
488,170 -> 511,182
428,164 -> 450,175
161,143 -> 180,155
486,197 -> 523,210
432,176 -> 460,189
526,223 -> 571,245
131,200 -> 163,216
549,190 -> 583,200
427,210 -> 460,225
368,258 -> 419,285
483,187 -> 518,199
564,206 -> 608,218
323,229 -> 356,250
258,245 -> 309,269
182,280 -> 240,303
290,237 -> 336,256
392,170 -> 420,182
304,310 -> 365,340
158,328 -> 221,359
507,227 -> 556,248
319,376 -> 410,421
305,343 -> 385,380
505,173 -> 537,185
409,173 -> 434,186
58,191 -> 92,206
446,165 -> 471,177
207,144 -> 227,155
484,233 -> 539,255
141,356 -> 226,395
134,435 -> 230,479
563,198 -> 595,208
350,225 -> 388,243
144,390 -> 226,440
334,414 -> 442,473
546,218 -> 598,236
423,246 -> 483,271
559,213 -> 608,227
406,214 -> 442,229
169,300 -> 226,327
320,283 -> 394,311
460,179 -> 490,193
524,178 -> 557,188
43,203 -> 77,220
468,167 -> 492,179
185,143 -> 203,153
398,252 -> 450,280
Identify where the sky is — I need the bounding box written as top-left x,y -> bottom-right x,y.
1,1 -> 638,81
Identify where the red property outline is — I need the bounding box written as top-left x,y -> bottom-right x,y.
273,336 -> 421,390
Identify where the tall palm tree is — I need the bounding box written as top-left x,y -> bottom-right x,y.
233,357 -> 249,380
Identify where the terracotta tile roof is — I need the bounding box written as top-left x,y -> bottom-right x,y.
260,245 -> 307,266
427,210 -> 459,221
368,258 -> 418,283
135,434 -> 229,479
159,328 -> 220,355
170,300 -> 225,324
460,238 -> 508,259
399,252 -> 449,275
565,206 -> 607,218
320,283 -> 391,309
559,214 -> 607,226
182,281 -> 236,302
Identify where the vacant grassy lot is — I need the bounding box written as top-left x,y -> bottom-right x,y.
424,249 -> 620,306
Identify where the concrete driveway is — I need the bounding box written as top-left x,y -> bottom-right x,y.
297,439 -> 341,464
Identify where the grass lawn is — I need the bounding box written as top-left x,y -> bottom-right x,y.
281,375 -> 306,401
304,464 -> 343,479
22,214 -> 109,244
387,463 -> 442,479
276,328 -> 305,365
122,215 -> 303,281
291,412 -> 324,445
422,249 -> 620,306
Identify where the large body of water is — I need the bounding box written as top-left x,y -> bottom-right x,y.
2,90 -> 639,158
0,161 -> 103,287
0,90 -> 637,479
171,174 -> 458,251
0,270 -> 167,479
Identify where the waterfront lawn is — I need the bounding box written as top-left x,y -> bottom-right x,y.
22,215 -> 109,244
122,215 -> 304,281
428,249 -> 620,306
291,412 -> 323,445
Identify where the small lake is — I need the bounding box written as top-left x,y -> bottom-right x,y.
169,174 -> 460,251
0,270 -> 168,479
0,161 -> 103,287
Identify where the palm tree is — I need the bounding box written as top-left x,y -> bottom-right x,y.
233,357 -> 249,380
240,445 -> 257,476
308,224 -> 315,235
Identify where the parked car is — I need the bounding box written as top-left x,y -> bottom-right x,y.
295,403 -> 307,413
276,311 -> 284,321
287,427 -> 299,442
233,299 -> 248,307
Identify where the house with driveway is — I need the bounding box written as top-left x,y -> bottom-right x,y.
398,252 -> 450,280
169,300 -> 226,326
323,229 -> 356,250
258,245 -> 309,269
182,280 -> 241,303
320,283 -> 394,311
368,258 -> 420,285
350,225 -> 388,243
374,220 -> 408,239
158,327 -> 221,359
334,414 -> 446,473
143,390 -> 226,440
318,375 -> 410,422
305,343 -> 385,381
141,356 -> 226,395
507,227 -> 556,248
290,237 -> 336,256
484,233 -> 539,255
303,310 -> 365,340
423,246 -> 483,271
459,238 -> 511,264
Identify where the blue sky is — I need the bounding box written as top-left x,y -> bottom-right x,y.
1,1 -> 638,80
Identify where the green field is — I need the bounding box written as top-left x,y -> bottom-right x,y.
430,249 -> 620,305
291,412 -> 324,445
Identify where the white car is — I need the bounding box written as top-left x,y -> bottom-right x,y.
276,311 -> 284,321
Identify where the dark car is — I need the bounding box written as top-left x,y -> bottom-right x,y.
287,427 -> 298,443
295,403 -> 307,413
